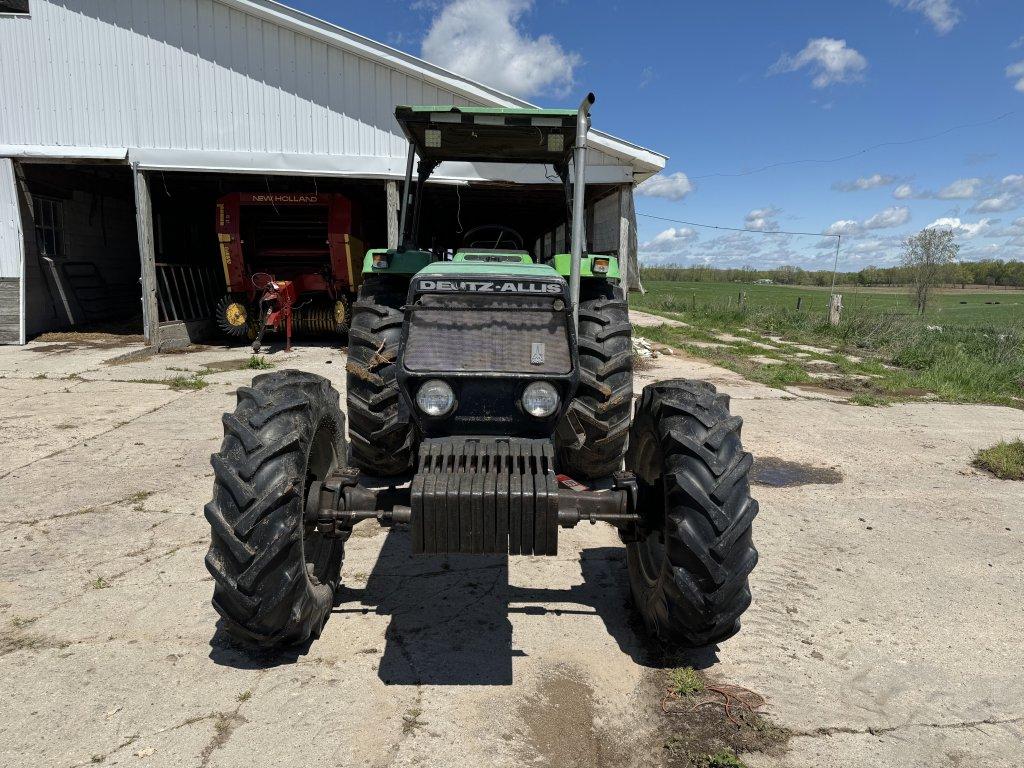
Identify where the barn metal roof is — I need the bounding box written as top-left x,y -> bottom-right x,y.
220,0 -> 666,177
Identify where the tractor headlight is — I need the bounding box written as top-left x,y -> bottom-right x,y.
416,379 -> 455,417
592,257 -> 610,275
371,252 -> 390,269
522,381 -> 559,418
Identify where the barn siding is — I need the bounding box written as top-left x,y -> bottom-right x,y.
0,159 -> 21,278
0,0 -> 629,176
0,159 -> 23,343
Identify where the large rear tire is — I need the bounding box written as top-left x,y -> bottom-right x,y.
625,379 -> 758,646
346,278 -> 416,475
205,370 -> 346,648
557,282 -> 633,479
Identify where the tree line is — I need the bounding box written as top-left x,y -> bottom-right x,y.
639,258 -> 1024,288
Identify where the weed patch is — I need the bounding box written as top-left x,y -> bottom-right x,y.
669,667 -> 705,696
973,439 -> 1024,480
166,374 -> 208,391
246,355 -> 273,370
657,669 -> 789,768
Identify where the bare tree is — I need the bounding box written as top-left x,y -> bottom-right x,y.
901,228 -> 960,314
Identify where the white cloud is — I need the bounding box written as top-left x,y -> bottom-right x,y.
421,0 -> 580,99
1003,174 -> 1024,190
824,206 -> 910,236
970,194 -> 1020,213
926,217 -> 993,238
936,177 -> 983,199
769,37 -> 868,88
832,173 -> 900,192
893,183 -> 914,199
889,0 -> 962,35
639,66 -> 655,88
744,206 -> 781,231
641,227 -> 698,253
823,219 -> 862,237
1007,61 -> 1024,93
636,172 -> 695,201
1012,36 -> 1024,50
865,206 -> 911,229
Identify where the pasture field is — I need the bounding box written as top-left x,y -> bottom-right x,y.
630,280 -> 1024,408
633,280 -> 1024,328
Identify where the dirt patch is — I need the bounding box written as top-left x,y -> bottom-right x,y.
0,627 -> 71,656
751,458 -> 843,487
657,669 -> 789,768
33,330 -> 145,348
201,358 -> 256,374
519,667 -> 634,768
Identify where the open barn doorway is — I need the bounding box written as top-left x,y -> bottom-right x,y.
145,171 -> 389,347
19,162 -> 143,341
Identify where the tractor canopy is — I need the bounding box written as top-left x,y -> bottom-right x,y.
394,105 -> 584,165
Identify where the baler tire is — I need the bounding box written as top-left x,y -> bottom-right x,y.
333,294 -> 353,336
215,294 -> 251,339
625,379 -> 759,646
205,370 -> 347,648
557,282 -> 633,479
346,278 -> 416,476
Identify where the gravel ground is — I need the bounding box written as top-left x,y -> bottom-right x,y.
0,328 -> 1021,768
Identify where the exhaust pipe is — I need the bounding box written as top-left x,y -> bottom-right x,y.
569,92 -> 595,331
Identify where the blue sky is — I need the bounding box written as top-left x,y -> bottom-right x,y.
291,0 -> 1023,271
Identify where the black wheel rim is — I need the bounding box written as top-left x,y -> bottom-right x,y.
302,420 -> 339,586
633,424 -> 667,587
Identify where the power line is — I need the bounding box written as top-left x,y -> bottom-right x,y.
637,212 -> 835,238
688,111 -> 1015,180
636,212 -> 844,292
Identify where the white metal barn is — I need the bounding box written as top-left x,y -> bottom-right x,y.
0,0 -> 665,346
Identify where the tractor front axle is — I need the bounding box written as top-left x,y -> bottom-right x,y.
306,438 -> 641,551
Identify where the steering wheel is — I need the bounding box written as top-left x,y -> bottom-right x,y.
461,224 -> 525,251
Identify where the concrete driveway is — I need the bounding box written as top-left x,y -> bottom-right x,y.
0,333 -> 1021,768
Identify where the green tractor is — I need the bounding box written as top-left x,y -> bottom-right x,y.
204,94 -> 758,649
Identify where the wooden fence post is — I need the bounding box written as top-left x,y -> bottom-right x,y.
828,293 -> 843,326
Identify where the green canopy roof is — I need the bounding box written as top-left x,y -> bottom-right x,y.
394,104 -> 583,165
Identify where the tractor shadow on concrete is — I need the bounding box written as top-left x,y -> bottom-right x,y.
328,529 -> 720,685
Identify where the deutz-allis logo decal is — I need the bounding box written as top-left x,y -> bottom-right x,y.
419,280 -> 561,294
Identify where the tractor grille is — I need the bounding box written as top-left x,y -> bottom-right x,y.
404,294 -> 571,374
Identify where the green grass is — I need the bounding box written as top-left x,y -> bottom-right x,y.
632,281 -> 1024,408
668,667 -> 705,696
246,355 -> 273,370
166,374 -> 209,391
706,749 -> 747,768
634,280 -> 1024,328
973,439 -> 1024,480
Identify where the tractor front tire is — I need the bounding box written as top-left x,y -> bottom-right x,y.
205,370 -> 347,648
625,379 -> 758,646
346,278 -> 416,475
557,282 -> 633,479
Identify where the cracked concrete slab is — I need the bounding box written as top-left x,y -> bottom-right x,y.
1,339 -> 1022,768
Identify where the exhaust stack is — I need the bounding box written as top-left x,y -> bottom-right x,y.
569,92 -> 595,330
